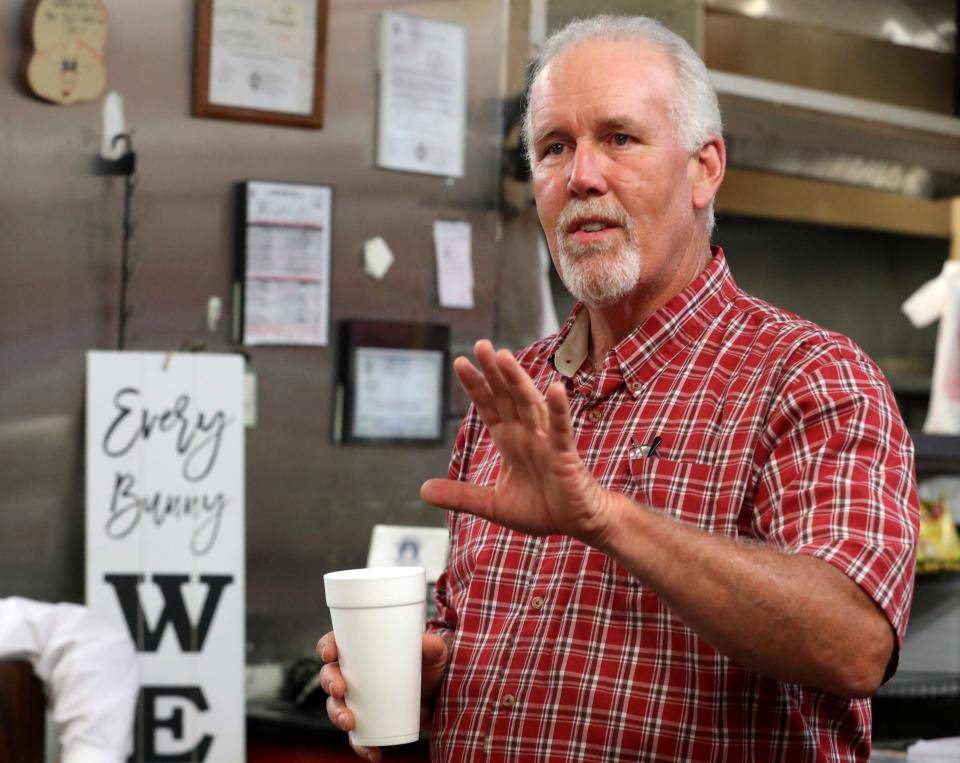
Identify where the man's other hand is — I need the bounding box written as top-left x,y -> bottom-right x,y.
316,630 -> 451,762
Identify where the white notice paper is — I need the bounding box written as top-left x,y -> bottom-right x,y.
434,220 -> 474,309
377,12 -> 466,177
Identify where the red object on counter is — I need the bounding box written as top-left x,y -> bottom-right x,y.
249,740 -> 430,762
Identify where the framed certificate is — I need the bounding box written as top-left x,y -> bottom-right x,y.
193,0 -> 328,128
334,321 -> 451,446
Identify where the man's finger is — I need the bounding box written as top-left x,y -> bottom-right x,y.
546,382 -> 576,451
349,741 -> 382,763
316,633 -> 337,663
421,478 -> 493,520
319,662 -> 345,698
453,356 -> 502,428
326,694 -> 354,731
421,632 -> 451,699
496,349 -> 548,429
474,340 -> 518,422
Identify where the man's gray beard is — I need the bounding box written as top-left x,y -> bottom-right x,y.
557,239 -> 642,307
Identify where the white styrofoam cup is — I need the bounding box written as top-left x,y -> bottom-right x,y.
323,566 -> 426,747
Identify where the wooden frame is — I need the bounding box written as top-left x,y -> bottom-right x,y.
193,0 -> 328,128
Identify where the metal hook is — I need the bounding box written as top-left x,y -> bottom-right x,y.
110,132 -> 133,156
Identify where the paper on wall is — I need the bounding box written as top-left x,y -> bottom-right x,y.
433,220 -> 473,309
376,12 -> 466,178
363,236 -> 395,280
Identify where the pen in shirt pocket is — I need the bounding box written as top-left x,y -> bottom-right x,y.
630,434 -> 662,459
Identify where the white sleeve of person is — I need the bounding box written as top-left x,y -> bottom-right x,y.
0,597 -> 138,763
902,260 -> 960,434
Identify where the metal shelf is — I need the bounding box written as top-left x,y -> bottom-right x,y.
712,70 -> 960,199
877,671 -> 960,699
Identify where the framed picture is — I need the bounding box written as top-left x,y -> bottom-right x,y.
193,0 -> 328,128
233,180 -> 333,346
334,321 -> 451,446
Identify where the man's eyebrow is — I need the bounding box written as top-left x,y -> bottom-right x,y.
531,127 -> 567,147
596,116 -> 644,133
532,116 -> 646,146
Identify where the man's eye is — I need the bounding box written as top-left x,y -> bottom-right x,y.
612,133 -> 630,146
546,143 -> 564,156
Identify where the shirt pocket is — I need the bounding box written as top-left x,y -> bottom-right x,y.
627,455 -> 719,531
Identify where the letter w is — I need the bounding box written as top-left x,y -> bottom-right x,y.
104,574 -> 233,652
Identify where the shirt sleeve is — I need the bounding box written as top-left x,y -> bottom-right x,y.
62,743 -> 131,763
753,351 -> 920,652
0,597 -> 139,763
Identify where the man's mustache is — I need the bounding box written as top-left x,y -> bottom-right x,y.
556,198 -> 632,234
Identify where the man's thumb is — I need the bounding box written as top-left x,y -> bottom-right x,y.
422,633 -> 451,693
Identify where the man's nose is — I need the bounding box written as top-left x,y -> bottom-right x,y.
567,142 -> 609,197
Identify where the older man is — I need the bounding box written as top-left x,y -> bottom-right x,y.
321,15 -> 918,762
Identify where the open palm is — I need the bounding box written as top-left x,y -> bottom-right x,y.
421,340 -> 612,547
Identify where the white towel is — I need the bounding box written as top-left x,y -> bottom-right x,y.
902,260 -> 960,434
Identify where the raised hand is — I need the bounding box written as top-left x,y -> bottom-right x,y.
421,340 -> 613,547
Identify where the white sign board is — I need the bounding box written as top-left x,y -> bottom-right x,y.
85,351 -> 245,762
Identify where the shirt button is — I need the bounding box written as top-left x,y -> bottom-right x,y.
531,595 -> 544,610
587,409 -> 602,423
630,380 -> 642,393
483,736 -> 492,752
502,694 -> 516,709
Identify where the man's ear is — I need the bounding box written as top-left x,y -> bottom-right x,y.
689,134 -> 726,212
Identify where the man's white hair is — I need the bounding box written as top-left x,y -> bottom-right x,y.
522,15 -> 723,232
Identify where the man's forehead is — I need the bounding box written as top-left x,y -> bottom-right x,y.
530,39 -> 675,129
537,38 -> 674,84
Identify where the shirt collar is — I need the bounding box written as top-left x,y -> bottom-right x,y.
550,246 -> 739,388
553,306 -> 591,378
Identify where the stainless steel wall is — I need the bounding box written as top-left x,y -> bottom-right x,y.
0,0 -> 520,661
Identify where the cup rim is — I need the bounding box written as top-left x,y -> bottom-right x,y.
324,566 -> 425,582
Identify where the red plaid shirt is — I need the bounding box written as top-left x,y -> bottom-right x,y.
428,248 -> 918,762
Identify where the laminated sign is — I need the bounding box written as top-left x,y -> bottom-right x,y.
85,351 -> 245,761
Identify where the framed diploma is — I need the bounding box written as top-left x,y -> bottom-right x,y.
334,320 -> 451,446
193,0 -> 328,128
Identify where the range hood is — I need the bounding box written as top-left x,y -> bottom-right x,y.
713,70 -> 960,200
